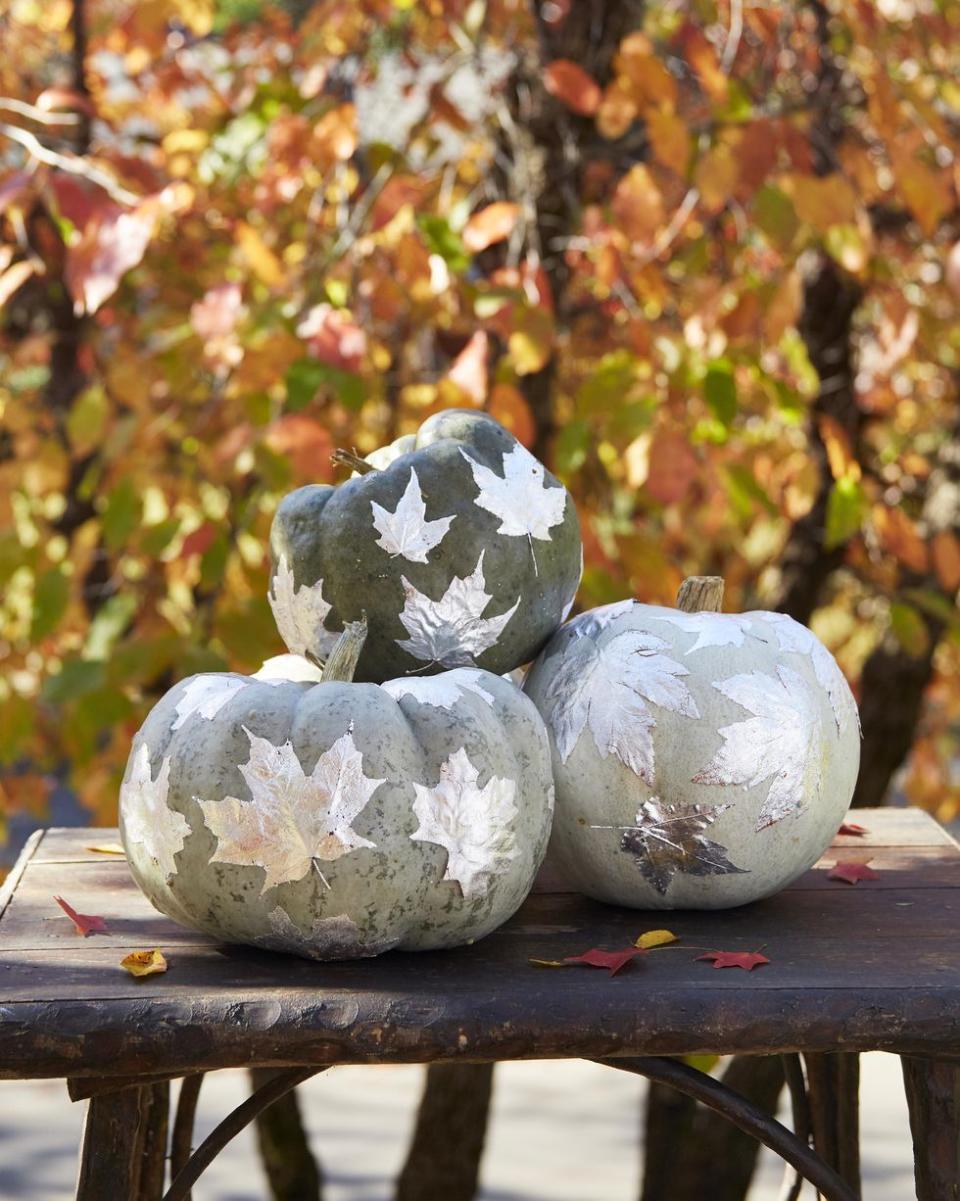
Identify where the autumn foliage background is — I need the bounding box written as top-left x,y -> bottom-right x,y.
2,0 -> 960,857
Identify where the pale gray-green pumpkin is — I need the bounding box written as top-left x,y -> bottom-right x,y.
119,624 -> 554,959
268,409 -> 582,683
523,578 -> 861,910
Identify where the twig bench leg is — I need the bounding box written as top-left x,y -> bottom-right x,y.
75,1081 -> 169,1201
804,1052 -> 861,1198
902,1056 -> 960,1201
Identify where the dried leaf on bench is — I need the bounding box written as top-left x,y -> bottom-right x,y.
828,860 -> 879,884
531,946 -> 647,976
121,949 -> 168,977
837,822 -> 868,837
697,950 -> 770,971
86,843 -> 126,855
635,928 -> 678,949
54,896 -> 109,936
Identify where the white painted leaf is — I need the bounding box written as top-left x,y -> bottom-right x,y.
694,665 -> 822,830
648,609 -> 756,654
262,906 -> 399,960
752,611 -> 859,735
172,676 -> 249,730
268,553 -> 339,662
198,726 -> 384,893
613,798 -> 747,895
410,746 -> 519,899
121,744 -> 188,877
381,669 -> 496,708
370,468 -> 455,564
461,444 -> 567,540
544,630 -> 699,782
396,551 -> 520,667
253,654 -> 325,684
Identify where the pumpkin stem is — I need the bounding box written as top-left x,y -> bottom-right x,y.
331,448 -> 377,475
676,576 -> 725,614
320,617 -> 368,683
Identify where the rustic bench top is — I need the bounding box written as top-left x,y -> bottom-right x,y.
1,808 -> 958,1084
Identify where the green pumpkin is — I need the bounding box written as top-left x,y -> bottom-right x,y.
119,623 -> 554,960
268,409 -> 582,683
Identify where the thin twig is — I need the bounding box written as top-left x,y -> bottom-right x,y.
0,122 -> 139,206
720,0 -> 744,74
0,97 -> 81,125
637,186 -> 700,264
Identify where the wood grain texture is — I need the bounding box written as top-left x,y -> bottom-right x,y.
804,1053 -> 861,1198
902,1056 -> 960,1201
2,810 -> 959,1081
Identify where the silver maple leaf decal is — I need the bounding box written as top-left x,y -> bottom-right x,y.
460,444 -> 567,541
370,467 -> 455,564
410,746 -> 519,899
752,612 -> 860,735
396,551 -> 520,667
121,743 -> 189,877
694,665 -> 823,830
381,669 -> 496,708
198,726 -> 384,893
269,553 -> 340,662
648,609 -> 758,654
598,797 -> 747,896
543,629 -> 699,782
172,675 -> 249,730
260,906 -> 399,960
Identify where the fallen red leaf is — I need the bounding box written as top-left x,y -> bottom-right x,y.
54,896 -> 109,936
828,861 -> 880,885
557,946 -> 647,975
837,822 -> 868,837
697,951 -> 770,971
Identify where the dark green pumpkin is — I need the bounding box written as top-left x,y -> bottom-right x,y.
269,410 -> 582,683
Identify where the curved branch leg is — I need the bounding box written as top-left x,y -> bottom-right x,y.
803,1052 -> 861,1197
902,1055 -> 960,1201
169,1074 -> 205,1201
139,1081 -> 170,1200
163,1067 -> 326,1201
597,1056 -> 858,1201
250,1067 -> 322,1201
778,1054 -> 810,1201
395,1063 -> 495,1201
76,1085 -> 146,1200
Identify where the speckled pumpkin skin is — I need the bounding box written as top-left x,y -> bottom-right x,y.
269,410 -> 582,682
119,666 -> 554,959
523,601 -> 861,910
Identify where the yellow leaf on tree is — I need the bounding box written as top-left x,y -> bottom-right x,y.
889,145 -> 953,237
783,173 -> 858,234
121,949 -> 168,978
873,505 -> 929,574
172,0 -> 213,35
818,415 -> 860,482
616,34 -> 678,109
636,929 -> 678,949
647,110 -> 691,177
612,164 -> 664,244
597,80 -> 638,141
508,309 -> 554,375
237,222 -> 284,288
932,531 -> 960,594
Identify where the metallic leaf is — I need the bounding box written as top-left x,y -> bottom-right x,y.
410,746 -> 519,899
615,797 -> 747,896
370,467 -> 455,564
171,675 -> 248,730
261,906 -> 399,960
753,611 -> 860,735
268,552 -> 339,662
461,444 -> 567,541
121,743 -> 188,878
381,668 -> 496,708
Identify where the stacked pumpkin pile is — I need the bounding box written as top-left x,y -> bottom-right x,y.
120,410 -> 860,960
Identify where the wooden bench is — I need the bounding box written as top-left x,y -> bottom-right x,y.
1,807 -> 958,1200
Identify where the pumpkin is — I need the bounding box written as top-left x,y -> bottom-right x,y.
522,577 -> 861,910
268,409 -> 582,683
119,622 -> 555,959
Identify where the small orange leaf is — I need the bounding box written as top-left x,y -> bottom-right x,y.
54,896 -> 109,936
447,331 -> 489,404
121,949 -> 168,978
697,951 -> 769,971
837,823 -> 868,837
932,531 -> 960,593
543,60 -> 602,116
678,24 -> 728,103
873,505 -> 929,574
462,202 -> 521,253
636,929 -> 678,949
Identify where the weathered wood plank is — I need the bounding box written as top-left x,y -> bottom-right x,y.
0,829 -> 44,920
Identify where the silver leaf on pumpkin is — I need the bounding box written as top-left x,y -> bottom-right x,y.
172,675 -> 249,730
543,629 -> 699,783
268,553 -> 340,662
410,746 -> 519,900
460,444 -> 567,540
568,599 -> 636,640
396,551 -> 520,667
601,797 -> 747,896
121,744 -> 188,877
370,467 -> 455,564
751,611 -> 860,735
694,665 -> 823,830
381,669 -> 496,708
260,906 -> 399,960
198,726 -> 384,894
647,609 -> 756,654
